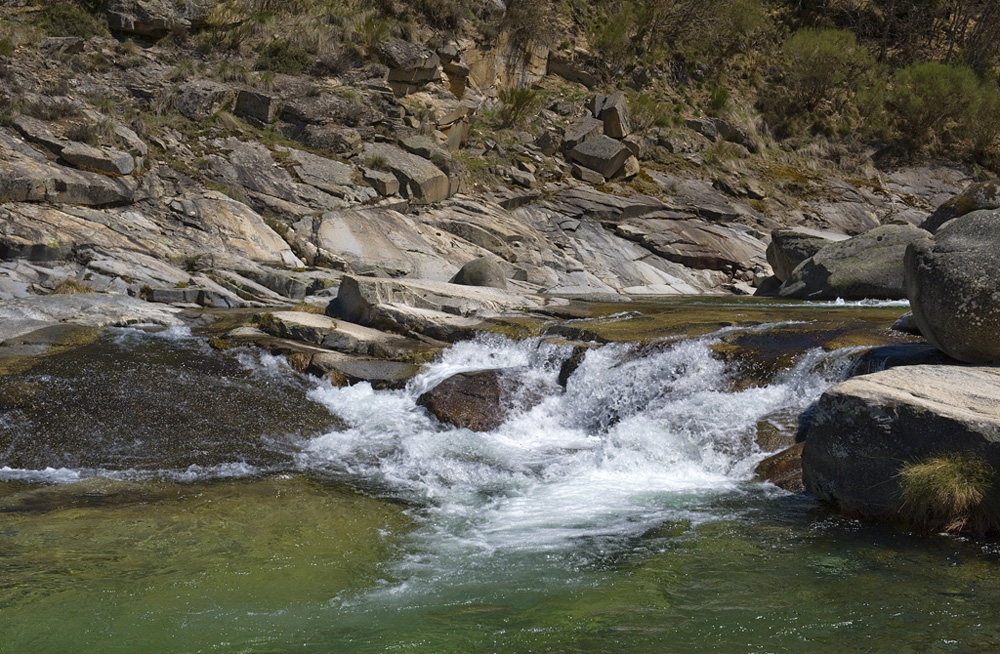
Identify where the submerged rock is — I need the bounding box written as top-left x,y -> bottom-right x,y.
905,210 -> 1000,363
417,368 -> 548,431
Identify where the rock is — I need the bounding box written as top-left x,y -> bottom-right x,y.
175,80 -> 238,122
307,352 -> 423,389
685,117 -> 719,140
327,275 -> 551,337
905,210 -> 1000,363
616,217 -> 767,272
567,135 -> 632,179
11,115 -> 67,156
599,91 -> 632,139
0,294 -> 185,336
766,228 -> 848,283
417,370 -> 507,431
299,125 -> 363,155
235,90 -> 280,126
546,53 -> 598,89
287,148 -> 364,198
105,0 -> 213,37
755,442 -> 804,492
612,155 -> 640,180
891,311 -> 921,335
449,257 -> 508,290
361,143 -> 450,203
849,343 -> 957,376
362,168 -> 400,196
920,181 -> 1000,233
778,224 -> 930,301
571,164 -> 605,184
710,118 -> 759,153
561,116 -> 604,151
59,142 -> 135,176
377,38 -> 442,96
0,134 -> 136,206
802,365 -> 1000,523
417,368 -> 549,431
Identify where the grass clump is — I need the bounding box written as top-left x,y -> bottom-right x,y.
898,453 -> 1000,536
37,1 -> 106,39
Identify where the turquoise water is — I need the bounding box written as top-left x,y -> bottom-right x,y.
2,309 -> 999,653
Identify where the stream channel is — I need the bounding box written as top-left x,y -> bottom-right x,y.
1,297 -> 999,653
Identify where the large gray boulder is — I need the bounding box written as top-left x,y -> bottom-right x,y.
449,256 -> 507,290
766,228 -> 848,283
566,135 -> 632,179
802,365 -> 1000,524
919,181 -> 1000,233
778,224 -> 929,300
361,143 -> 450,204
905,210 -> 1000,363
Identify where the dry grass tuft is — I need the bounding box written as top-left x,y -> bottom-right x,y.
898,454 -> 1000,536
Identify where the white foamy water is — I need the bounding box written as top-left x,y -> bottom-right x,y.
298,330 -> 861,593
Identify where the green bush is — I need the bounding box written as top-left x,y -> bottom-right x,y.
497,86 -> 540,128
256,39 -> 312,74
886,61 -> 982,152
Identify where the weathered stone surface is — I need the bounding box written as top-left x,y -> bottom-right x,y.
561,116 -> 603,151
616,218 -> 767,272
767,228 -> 848,283
377,38 -> 441,95
449,256 -> 507,289
802,365 -> 1000,520
919,181 -> 1000,233
0,294 -> 185,339
567,135 -> 632,179
11,115 -> 66,156
362,168 -> 400,196
779,224 -> 930,300
0,133 -> 136,206
105,0 -> 213,37
546,54 -> 598,88
599,91 -> 632,139
905,210 -> 1000,363
327,275 -> 551,337
755,442 -> 804,492
417,370 -> 507,431
361,143 -> 450,203
235,90 -> 280,125
175,80 -> 238,121
60,142 -> 135,176
307,352 -> 423,389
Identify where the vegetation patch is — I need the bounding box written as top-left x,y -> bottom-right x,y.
898,454 -> 1000,536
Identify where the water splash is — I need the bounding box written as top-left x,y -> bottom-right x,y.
299,328 -> 861,598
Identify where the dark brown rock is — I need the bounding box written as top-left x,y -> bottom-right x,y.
417,370 -> 507,431
755,442 -> 804,492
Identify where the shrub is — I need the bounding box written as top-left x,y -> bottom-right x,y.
898,454 -> 999,536
256,39 -> 312,74
497,86 -> 540,128
886,61 -> 982,152
37,2 -> 105,39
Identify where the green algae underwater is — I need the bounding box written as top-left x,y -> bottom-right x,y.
2,298 -> 999,653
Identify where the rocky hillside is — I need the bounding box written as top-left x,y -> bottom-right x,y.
0,0 -> 988,309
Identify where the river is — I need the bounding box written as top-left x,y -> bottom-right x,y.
2,299 -> 999,653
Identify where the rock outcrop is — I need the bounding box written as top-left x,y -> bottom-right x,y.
905,210 -> 1000,363
919,181 -> 1000,233
802,365 -> 1000,522
778,224 -> 929,300
766,228 -> 848,283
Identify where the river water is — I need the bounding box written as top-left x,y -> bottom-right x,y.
2,299 -> 999,653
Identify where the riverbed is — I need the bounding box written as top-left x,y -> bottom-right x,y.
2,298 -> 998,653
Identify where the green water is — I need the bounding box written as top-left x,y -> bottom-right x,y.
2,302 -> 999,653
3,481 -> 999,653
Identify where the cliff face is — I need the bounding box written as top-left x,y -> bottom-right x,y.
0,0 -> 981,308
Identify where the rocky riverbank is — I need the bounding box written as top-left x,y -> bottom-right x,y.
2,0 -> 1000,537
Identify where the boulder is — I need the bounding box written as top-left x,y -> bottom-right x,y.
59,142 -> 135,176
377,38 -> 441,95
567,135 -> 632,179
175,80 -> 238,122
599,91 -> 632,139
920,181 -> 1000,233
905,210 -> 1000,363
307,352 -> 423,389
778,224 -> 929,300
766,228 -> 848,283
546,53 -> 598,88
449,256 -> 507,290
417,369 -> 548,431
802,365 -> 1000,523
361,143 -> 450,203
616,217 -> 767,272
561,116 -> 604,151
235,90 -> 280,126
755,442 -> 804,492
